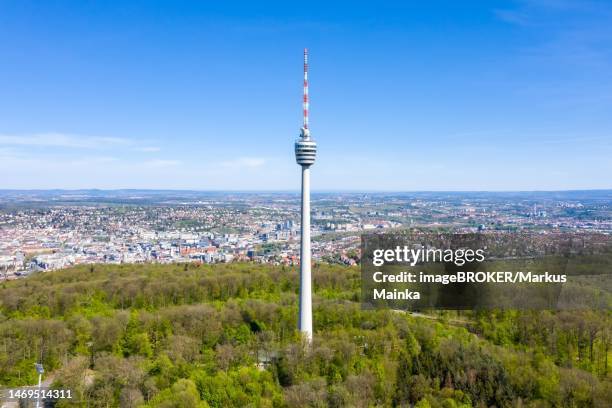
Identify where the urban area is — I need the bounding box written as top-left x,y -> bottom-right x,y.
1,190 -> 610,279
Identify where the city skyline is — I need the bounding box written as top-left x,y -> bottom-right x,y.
3,189 -> 609,280
1,0 -> 612,190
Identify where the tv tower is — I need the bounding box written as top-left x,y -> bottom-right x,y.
295,48 -> 316,342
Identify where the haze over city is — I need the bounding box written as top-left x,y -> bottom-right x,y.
1,0 -> 612,190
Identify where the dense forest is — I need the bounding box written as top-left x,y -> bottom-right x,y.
0,263 -> 610,407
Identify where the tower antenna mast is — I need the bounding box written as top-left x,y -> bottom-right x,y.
303,48 -> 309,132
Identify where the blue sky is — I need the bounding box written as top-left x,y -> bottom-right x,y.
1,0 -> 611,191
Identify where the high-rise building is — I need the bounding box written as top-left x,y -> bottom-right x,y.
295,48 -> 317,342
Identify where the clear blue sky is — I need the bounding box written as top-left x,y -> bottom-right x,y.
1,0 -> 611,190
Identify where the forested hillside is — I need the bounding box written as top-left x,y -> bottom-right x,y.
0,263 -> 610,407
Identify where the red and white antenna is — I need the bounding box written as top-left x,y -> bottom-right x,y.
303,48 -> 309,130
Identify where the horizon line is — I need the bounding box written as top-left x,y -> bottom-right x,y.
1,188 -> 611,194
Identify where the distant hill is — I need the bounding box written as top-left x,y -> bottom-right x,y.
1,188 -> 611,207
